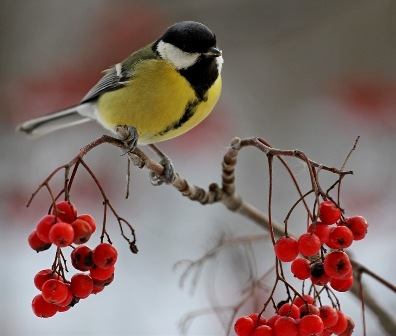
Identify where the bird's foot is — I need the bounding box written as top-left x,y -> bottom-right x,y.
148,144 -> 176,186
150,154 -> 176,186
116,125 -> 138,153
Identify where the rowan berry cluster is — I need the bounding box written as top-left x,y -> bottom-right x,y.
234,200 -> 368,335
234,298 -> 355,336
275,200 -> 368,292
28,201 -> 118,318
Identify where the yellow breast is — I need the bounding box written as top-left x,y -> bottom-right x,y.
97,59 -> 221,144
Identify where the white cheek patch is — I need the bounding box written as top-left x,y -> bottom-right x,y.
157,40 -> 200,70
216,55 -> 224,73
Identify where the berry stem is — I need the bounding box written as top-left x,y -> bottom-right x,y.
78,159 -> 136,246
267,155 -> 276,243
51,247 -> 68,282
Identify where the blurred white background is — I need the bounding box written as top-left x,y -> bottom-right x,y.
1,1 -> 395,335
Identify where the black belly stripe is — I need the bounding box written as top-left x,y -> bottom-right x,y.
156,98 -> 202,136
155,56 -> 218,137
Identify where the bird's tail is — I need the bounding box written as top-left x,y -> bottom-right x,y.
17,104 -> 94,137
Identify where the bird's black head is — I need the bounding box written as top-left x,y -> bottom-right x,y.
160,21 -> 217,54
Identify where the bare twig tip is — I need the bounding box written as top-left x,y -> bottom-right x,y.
230,137 -> 241,150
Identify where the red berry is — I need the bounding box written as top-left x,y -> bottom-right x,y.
52,201 -> 77,223
234,316 -> 255,336
299,303 -> 319,317
57,305 -> 71,313
32,294 -> 58,318
324,251 -> 352,279
34,269 -> 60,290
293,295 -> 314,308
273,316 -> 298,336
278,303 -> 300,319
340,267 -> 353,281
310,273 -> 330,286
91,285 -> 105,294
28,229 -> 52,252
307,222 -> 331,244
71,219 -> 92,244
41,279 -> 69,304
298,233 -> 321,257
249,313 -> 266,326
274,236 -> 299,262
57,284 -> 73,307
328,311 -> 348,334
328,226 -> 354,249
250,325 -> 274,336
71,245 -> 94,271
92,243 -> 118,269
266,315 -> 280,329
49,222 -> 74,247
325,234 -> 340,250
338,315 -> 355,336
319,305 -> 338,328
345,216 -> 368,240
310,262 -> 330,286
92,272 -> 114,289
77,214 -> 97,233
298,314 -> 324,336
330,275 -> 354,292
90,264 -> 115,281
291,258 -> 311,280
71,273 -> 93,299
36,215 -> 60,243
319,200 -> 341,224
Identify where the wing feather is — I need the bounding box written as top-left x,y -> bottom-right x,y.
80,63 -> 129,103
80,43 -> 159,104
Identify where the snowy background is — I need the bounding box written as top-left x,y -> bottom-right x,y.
1,1 -> 395,335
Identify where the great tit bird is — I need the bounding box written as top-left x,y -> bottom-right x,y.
17,21 -> 223,148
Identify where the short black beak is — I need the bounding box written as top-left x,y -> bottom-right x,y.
204,47 -> 222,58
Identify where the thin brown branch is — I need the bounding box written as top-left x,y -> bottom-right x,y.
350,270 -> 395,336
341,136 -> 360,171
174,235 -> 269,294
351,259 -> 396,293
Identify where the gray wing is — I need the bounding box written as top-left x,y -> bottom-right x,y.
80,43 -> 159,104
80,63 -> 130,103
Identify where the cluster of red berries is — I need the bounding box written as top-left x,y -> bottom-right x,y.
28,201 -> 118,318
274,200 -> 368,292
234,200 -> 367,335
28,201 -> 96,251
234,295 -> 355,336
